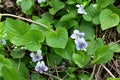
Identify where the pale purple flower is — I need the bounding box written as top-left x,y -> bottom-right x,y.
30,50 -> 43,62
70,30 -> 85,40
35,61 -> 48,73
76,4 -> 87,15
1,39 -> 6,45
75,38 -> 88,51
38,0 -> 46,3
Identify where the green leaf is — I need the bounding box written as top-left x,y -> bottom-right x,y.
41,12 -> 54,24
67,67 -> 76,73
48,51 -> 62,67
31,73 -> 46,80
0,55 -> 12,77
46,27 -> 68,48
72,53 -> 91,68
55,20 -> 78,29
5,18 -> 30,46
49,0 -> 65,15
23,29 -> 45,51
97,0 -> 115,8
100,9 -> 119,30
1,67 -> 22,80
117,24 -> 120,34
91,46 -> 114,64
108,42 -> 120,52
60,9 -> 77,21
10,48 -> 25,59
76,0 -> 82,4
66,0 -> 76,4
107,78 -> 120,80
0,48 -> 6,56
87,38 -> 104,55
108,4 -> 120,17
10,60 -> 29,79
31,18 -> 51,36
54,39 -> 75,60
0,21 -> 7,39
79,74 -> 91,80
79,21 -> 94,40
83,4 -> 101,24
21,0 -> 34,15
18,63 -> 29,79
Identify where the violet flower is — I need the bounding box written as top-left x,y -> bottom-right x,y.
74,38 -> 88,51
76,4 -> 87,15
30,50 -> 43,62
38,0 -> 46,3
1,39 -> 6,45
70,30 -> 85,40
35,61 -> 48,73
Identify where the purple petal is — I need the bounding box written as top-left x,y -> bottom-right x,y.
39,70 -> 43,73
35,66 -> 40,72
75,38 -> 88,51
43,66 -> 48,71
37,50 -> 42,55
1,39 -> 6,45
30,52 -> 34,57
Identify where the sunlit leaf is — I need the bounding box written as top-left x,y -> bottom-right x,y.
100,9 -> 119,30
46,27 -> 68,48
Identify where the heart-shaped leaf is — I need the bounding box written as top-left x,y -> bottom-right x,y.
46,27 -> 68,48
5,18 -> 30,46
23,29 -> 45,51
100,9 -> 119,30
91,46 -> 114,64
72,53 -> 91,68
49,0 -> 65,15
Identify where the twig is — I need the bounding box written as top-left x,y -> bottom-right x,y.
1,13 -> 48,28
96,65 -> 102,80
90,64 -> 96,80
102,65 -> 115,78
43,72 -> 63,80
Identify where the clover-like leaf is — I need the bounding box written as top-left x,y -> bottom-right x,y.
46,27 -> 68,48
100,9 -> 119,30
